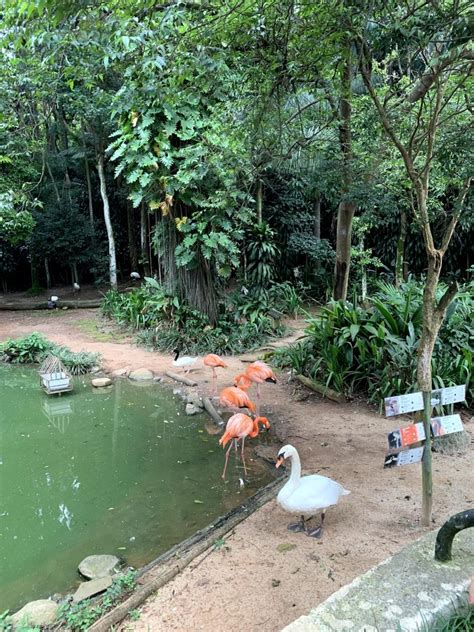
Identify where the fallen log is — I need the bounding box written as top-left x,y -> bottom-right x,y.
0,299 -> 101,311
295,374 -> 345,404
202,396 -> 224,426
165,371 -> 198,387
88,476 -> 284,632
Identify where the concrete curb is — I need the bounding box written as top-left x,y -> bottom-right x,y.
283,527 -> 474,631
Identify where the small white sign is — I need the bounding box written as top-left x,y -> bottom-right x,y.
431,414 -> 464,437
431,385 -> 466,407
384,392 -> 424,417
397,446 -> 424,466
384,446 -> 424,468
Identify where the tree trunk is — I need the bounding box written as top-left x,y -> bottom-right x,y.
44,257 -> 51,289
395,210 -> 407,287
84,152 -> 94,229
333,201 -> 356,300
140,202 -> 150,277
72,262 -> 79,285
313,195 -> 321,240
126,202 -> 139,272
256,179 -> 263,224
333,45 -> 356,301
416,219 -> 451,525
30,260 -> 39,291
97,154 -> 117,289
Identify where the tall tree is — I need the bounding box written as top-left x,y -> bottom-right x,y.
358,0 -> 473,525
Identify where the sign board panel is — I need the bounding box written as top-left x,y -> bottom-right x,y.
431,385 -> 466,407
384,392 -> 424,417
387,422 -> 425,449
431,414 -> 464,437
384,446 -> 424,469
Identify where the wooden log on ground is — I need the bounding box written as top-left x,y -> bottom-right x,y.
165,371 -> 198,387
434,509 -> 474,562
202,396 -> 224,426
0,299 -> 101,310
295,374 -> 345,404
88,476 -> 284,632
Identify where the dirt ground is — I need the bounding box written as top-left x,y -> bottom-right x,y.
0,306 -> 472,632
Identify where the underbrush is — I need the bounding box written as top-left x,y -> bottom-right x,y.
273,279 -> 473,407
101,277 -> 298,354
0,332 -> 100,374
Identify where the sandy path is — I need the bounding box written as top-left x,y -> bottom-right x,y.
0,308 -> 472,632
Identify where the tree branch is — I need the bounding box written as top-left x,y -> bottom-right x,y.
407,47 -> 474,103
439,176 -> 472,255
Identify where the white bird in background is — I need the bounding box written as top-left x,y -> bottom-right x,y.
172,348 -> 198,374
275,444 -> 350,538
73,282 -> 80,293
130,272 -> 141,280
50,295 -> 59,303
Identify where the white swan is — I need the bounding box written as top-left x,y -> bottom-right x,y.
275,444 -> 350,538
172,348 -> 198,373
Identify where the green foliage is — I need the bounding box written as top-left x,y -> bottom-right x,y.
268,282 -> 304,318
0,333 -> 100,374
102,277 -> 282,354
58,570 -> 136,632
246,222 -> 279,296
1,332 -> 52,363
0,191 -> 36,245
276,279 -> 472,405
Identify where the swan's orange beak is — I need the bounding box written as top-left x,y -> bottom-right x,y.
275,456 -> 285,469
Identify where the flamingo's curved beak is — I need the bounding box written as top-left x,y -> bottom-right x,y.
275,456 -> 285,469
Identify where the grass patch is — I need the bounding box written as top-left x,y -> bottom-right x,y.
76,318 -> 129,343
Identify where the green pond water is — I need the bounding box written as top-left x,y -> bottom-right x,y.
0,365 -> 275,611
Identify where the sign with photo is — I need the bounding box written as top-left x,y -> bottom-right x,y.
431,414 -> 464,437
384,446 -> 424,468
430,385 -> 466,407
387,422 -> 426,449
384,392 -> 424,417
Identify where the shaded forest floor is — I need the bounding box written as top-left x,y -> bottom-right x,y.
0,306 -> 472,632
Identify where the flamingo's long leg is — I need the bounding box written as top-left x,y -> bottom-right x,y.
241,436 -> 247,475
211,368 -> 217,395
222,442 -> 233,479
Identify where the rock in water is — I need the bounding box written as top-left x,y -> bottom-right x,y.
11,600 -> 58,627
186,391 -> 203,408
129,368 -> 154,381
78,554 -> 120,579
91,377 -> 112,388
185,403 -> 202,416
73,576 -> 113,603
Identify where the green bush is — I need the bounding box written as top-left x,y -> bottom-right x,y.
0,333 -> 100,375
58,570 -> 136,631
274,279 -> 473,407
103,277 -> 283,354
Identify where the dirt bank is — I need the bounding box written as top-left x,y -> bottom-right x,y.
0,308 -> 472,632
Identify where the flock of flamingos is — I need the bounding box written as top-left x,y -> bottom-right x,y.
172,350 -> 351,539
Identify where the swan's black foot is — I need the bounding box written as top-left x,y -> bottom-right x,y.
287,521 -> 306,533
306,525 -> 323,538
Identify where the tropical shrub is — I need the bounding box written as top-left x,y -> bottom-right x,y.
0,333 -> 100,374
274,279 -> 473,407
103,278 -> 280,354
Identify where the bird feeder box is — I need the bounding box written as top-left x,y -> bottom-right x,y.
39,355 -> 73,395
